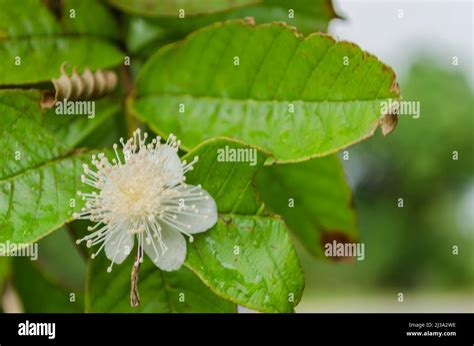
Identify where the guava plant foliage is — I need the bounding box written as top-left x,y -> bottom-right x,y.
0,0 -> 400,313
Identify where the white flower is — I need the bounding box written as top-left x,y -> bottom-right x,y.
74,129 -> 217,273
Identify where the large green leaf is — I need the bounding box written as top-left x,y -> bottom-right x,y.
185,215 -> 302,312
122,0 -> 339,57
86,249 -> 236,313
0,90 -> 92,244
0,151 -> 91,244
182,138 -> 304,312
0,0 -> 123,85
255,155 -> 358,258
42,98 -> 121,149
131,20 -> 400,163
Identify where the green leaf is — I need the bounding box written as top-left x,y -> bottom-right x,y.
255,155 -> 358,258
86,250 -> 236,312
0,90 -> 93,244
35,227 -> 86,292
185,215 -> 302,312
109,0 -> 259,17
0,0 -> 60,37
0,0 -> 123,85
182,138 -> 304,312
123,0 -> 339,57
62,0 -> 120,39
125,16 -> 183,58
0,151 -> 91,244
12,257 -> 83,312
131,20 -> 400,163
0,37 -> 123,85
42,98 -> 121,149
0,90 -> 62,179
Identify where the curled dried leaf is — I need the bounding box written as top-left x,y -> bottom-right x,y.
41,63 -> 118,108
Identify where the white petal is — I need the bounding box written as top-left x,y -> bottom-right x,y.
171,184 -> 218,234
155,145 -> 183,187
144,226 -> 186,271
104,227 -> 134,264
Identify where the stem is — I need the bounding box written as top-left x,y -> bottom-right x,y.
130,246 -> 141,308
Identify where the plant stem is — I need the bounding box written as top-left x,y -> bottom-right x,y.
130,246 -> 141,308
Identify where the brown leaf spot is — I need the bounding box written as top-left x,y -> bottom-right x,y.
380,113 -> 399,136
320,230 -> 357,263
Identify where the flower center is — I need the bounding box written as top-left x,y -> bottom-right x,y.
118,182 -> 145,203
101,158 -> 164,222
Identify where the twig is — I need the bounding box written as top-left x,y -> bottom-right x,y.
130,246 -> 141,308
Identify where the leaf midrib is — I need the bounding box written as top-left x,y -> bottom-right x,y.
137,92 -> 397,104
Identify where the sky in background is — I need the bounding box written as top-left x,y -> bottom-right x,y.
330,0 -> 473,85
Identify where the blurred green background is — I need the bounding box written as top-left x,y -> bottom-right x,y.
297,58 -> 474,312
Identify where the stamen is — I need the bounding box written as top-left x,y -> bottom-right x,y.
73,130 -> 216,272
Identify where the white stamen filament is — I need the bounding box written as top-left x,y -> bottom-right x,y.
73,129 -> 213,271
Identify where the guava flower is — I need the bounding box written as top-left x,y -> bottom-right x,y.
74,129 -> 217,273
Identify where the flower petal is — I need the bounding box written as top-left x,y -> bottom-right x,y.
155,145 -> 183,187
171,184 -> 218,234
104,228 -> 134,264
144,226 -> 186,271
